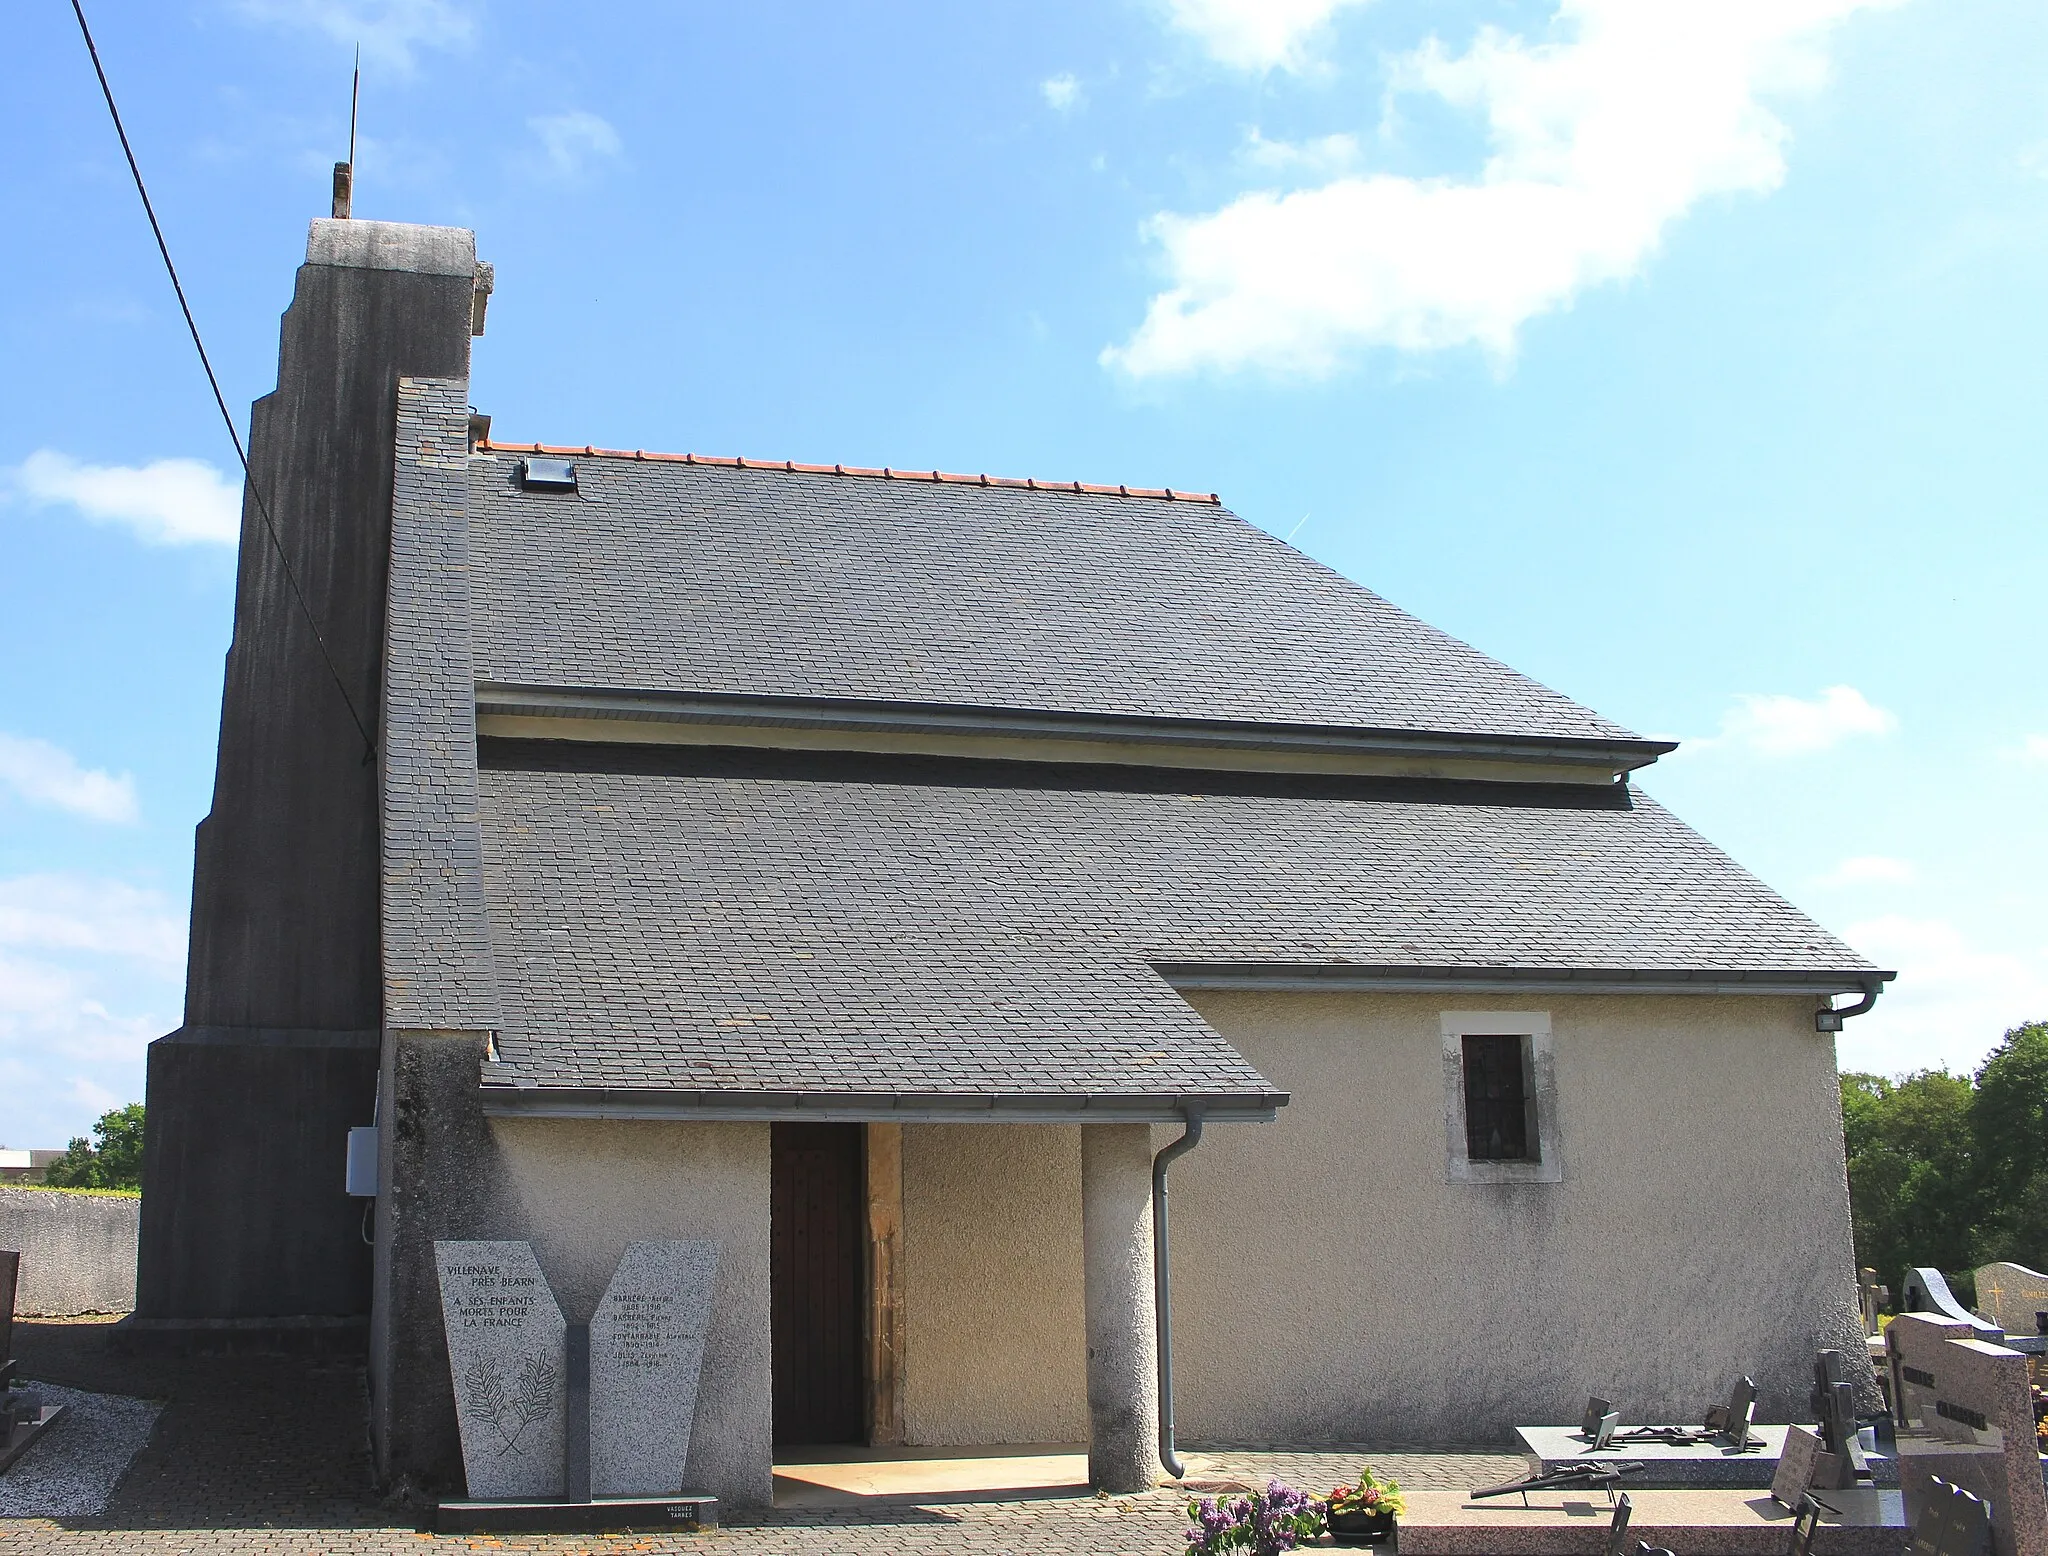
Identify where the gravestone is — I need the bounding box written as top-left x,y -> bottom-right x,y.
1887,1311 -> 2048,1556
435,1241 -> 566,1500
1812,1348 -> 1871,1488
1773,1425 -> 1843,1509
1904,1268 -> 2005,1340
1582,1396 -> 1615,1440
0,1251 -> 17,1389
1971,1265 -> 2048,1339
589,1240 -> 718,1497
1703,1375 -> 1757,1450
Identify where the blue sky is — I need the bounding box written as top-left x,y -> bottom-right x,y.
3,0 -> 2045,1148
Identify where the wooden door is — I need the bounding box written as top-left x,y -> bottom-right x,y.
771,1122 -> 865,1445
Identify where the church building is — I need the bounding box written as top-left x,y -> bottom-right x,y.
132,217 -> 1887,1509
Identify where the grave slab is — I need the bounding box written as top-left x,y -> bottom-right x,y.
1517,1424 -> 1795,1488
434,1240 -> 566,1501
0,1403 -> 65,1475
1395,1487 -> 1905,1556
589,1239 -> 718,1498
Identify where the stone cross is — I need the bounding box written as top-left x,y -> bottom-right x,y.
1859,1267 -> 1890,1336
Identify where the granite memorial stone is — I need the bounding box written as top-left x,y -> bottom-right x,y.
1887,1311 -> 2048,1556
589,1240 -> 719,1498
1971,1265 -> 2048,1339
435,1241 -> 566,1500
1904,1268 -> 2004,1339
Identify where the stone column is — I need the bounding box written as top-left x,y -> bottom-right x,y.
1081,1123 -> 1159,1493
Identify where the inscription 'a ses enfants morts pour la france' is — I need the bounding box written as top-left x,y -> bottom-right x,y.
435,1241 -> 567,1501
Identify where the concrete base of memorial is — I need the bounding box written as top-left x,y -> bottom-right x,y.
1516,1425 -> 1897,1488
0,1405 -> 67,1475
1392,1488 -> 1905,1555
433,1494 -> 717,1533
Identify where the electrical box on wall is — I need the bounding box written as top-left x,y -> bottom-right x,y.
345,1126 -> 378,1197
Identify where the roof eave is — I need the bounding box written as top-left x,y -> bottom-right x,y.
476,1085 -> 1287,1124
1154,963 -> 1895,997
474,681 -> 1672,783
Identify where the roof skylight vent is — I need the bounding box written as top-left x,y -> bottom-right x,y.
518,456 -> 578,493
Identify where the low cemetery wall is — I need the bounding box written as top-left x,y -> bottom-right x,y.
0,1186 -> 139,1315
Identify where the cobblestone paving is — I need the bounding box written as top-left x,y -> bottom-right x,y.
0,1320 -> 1520,1556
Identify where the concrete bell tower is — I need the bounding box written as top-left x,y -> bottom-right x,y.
132,219 -> 490,1345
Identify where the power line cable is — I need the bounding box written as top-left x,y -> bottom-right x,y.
69,0 -> 378,764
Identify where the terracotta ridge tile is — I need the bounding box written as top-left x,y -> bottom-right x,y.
478,439 -> 1219,504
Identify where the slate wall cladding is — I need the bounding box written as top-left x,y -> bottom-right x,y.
381,377 -> 501,1030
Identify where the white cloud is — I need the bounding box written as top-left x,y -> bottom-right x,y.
1815,854 -> 1916,889
1164,0 -> 1372,72
0,875 -> 182,1149
1241,129 -> 1362,178
1704,685 -> 1898,757
0,735 -> 139,825
1110,0 -> 1892,376
527,111 -> 623,180
0,877 -> 184,968
2014,734 -> 2048,765
11,450 -> 239,547
231,0 -> 478,71
1042,73 -> 1083,113
1837,915 -> 2048,1078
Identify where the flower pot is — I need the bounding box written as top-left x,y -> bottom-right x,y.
1328,1508 -> 1397,1545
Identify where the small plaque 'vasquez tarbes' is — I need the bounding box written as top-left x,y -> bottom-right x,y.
590,1241 -> 719,1498
435,1241 -> 567,1500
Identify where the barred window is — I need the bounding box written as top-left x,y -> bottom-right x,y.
1462,1033 -> 1535,1162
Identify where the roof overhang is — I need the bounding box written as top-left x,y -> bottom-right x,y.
474,682 -> 1673,786
477,1085 -> 1286,1124
1155,963 -> 1894,997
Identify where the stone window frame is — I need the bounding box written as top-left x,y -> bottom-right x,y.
1440,1010 -> 1563,1185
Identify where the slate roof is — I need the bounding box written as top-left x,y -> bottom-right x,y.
475,743 -> 1876,1097
465,452 -> 1640,743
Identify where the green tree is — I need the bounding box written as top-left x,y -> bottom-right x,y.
1969,1022 -> 2048,1265
41,1102 -> 146,1190
1841,1068 -> 1979,1298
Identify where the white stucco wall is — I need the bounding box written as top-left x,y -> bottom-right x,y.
889,993 -> 1861,1449
487,1118 -> 773,1506
901,1122 -> 1088,1445
1166,991 -> 1864,1444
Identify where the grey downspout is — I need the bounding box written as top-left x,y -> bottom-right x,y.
1153,1110 -> 1204,1479
1816,979 -> 1884,1031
